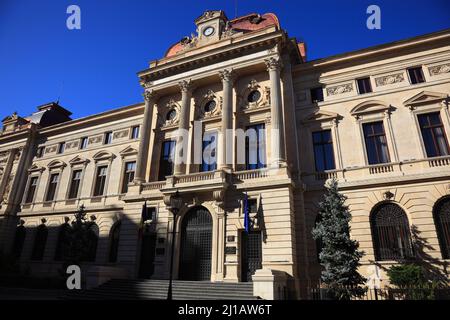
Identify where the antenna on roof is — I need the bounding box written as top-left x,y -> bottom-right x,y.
56,81 -> 64,104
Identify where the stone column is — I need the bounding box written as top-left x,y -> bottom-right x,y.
134,90 -> 157,183
265,57 -> 286,167
218,69 -> 235,170
174,80 -> 193,175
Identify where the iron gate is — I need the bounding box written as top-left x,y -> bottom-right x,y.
179,207 -> 212,281
241,230 -> 262,282
138,232 -> 157,279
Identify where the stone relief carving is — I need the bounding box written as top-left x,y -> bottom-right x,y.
88,135 -> 103,145
65,140 -> 79,150
428,63 -> 450,76
158,99 -> 181,128
375,73 -> 405,87
195,89 -> 222,120
45,145 -> 57,154
113,129 -> 130,140
326,83 -> 353,96
239,79 -> 270,111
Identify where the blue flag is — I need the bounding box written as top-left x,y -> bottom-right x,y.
244,193 -> 250,233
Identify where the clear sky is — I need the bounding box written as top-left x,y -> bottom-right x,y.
1,0 -> 449,120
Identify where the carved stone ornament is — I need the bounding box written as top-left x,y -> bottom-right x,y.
326,83 -> 353,96
429,63 -> 450,76
383,190 -> 394,200
240,80 -> 270,111
218,69 -> 236,83
143,90 -> 157,102
178,79 -> 193,93
264,57 -> 282,72
375,73 -> 405,87
196,90 -> 222,119
158,99 -> 181,127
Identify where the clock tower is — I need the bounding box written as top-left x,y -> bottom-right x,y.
195,10 -> 228,43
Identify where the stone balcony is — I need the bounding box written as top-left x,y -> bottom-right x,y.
303,155 -> 450,190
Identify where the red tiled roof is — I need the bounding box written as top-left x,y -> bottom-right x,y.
164,12 -> 280,58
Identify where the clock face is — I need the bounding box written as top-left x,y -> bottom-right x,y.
203,26 -> 215,37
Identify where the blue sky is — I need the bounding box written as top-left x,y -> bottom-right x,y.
1,0 -> 449,120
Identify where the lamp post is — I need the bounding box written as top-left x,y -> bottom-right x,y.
167,190 -> 182,300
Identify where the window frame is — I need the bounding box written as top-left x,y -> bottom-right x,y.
79,137 -> 88,150
67,168 -> 83,200
130,126 -> 140,140
310,86 -> 324,103
120,161 -> 136,194
417,112 -> 450,158
312,129 -> 336,172
103,131 -> 113,145
407,66 -> 426,85
44,172 -> 60,202
356,77 -> 373,95
92,164 -> 109,197
201,131 -> 218,172
158,139 -> 176,181
57,142 -> 65,154
362,121 -> 391,165
245,123 -> 267,170
23,175 -> 40,204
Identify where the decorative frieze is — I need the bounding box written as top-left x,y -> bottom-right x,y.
375,73 -> 405,87
88,135 -> 103,145
326,83 -> 353,96
65,140 -> 79,150
428,63 -> 450,76
113,129 -> 130,140
45,145 -> 57,154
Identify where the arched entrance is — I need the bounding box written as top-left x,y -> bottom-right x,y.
179,206 -> 212,281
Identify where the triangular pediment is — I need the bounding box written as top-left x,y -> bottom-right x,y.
302,109 -> 340,123
119,146 -> 138,157
69,156 -> 90,166
350,100 -> 391,117
28,164 -> 45,172
403,91 -> 448,107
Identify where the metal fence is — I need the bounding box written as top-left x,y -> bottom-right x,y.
310,287 -> 450,300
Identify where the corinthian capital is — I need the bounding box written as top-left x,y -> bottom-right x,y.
264,57 -> 283,72
143,89 -> 157,102
218,69 -> 236,83
178,79 -> 193,93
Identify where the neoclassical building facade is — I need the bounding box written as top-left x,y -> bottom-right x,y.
0,11 -> 449,298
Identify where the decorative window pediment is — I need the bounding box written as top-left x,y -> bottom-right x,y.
28,164 -> 45,173
403,91 -> 448,110
238,79 -> 270,111
157,99 -> 181,128
69,156 -> 90,166
93,151 -> 116,162
350,100 -> 393,119
119,146 -> 138,158
302,109 -> 341,124
194,89 -> 222,120
47,160 -> 67,170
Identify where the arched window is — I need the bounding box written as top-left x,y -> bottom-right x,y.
109,221 -> 121,263
371,203 -> 414,261
31,225 -> 48,261
433,197 -> 450,259
12,225 -> 26,259
54,224 -> 71,261
85,223 -> 99,262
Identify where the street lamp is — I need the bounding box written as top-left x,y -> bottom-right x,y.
167,190 -> 182,300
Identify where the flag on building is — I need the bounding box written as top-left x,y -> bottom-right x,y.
243,193 -> 250,233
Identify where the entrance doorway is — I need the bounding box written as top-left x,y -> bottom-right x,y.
241,230 -> 262,282
179,206 -> 212,281
138,232 -> 157,279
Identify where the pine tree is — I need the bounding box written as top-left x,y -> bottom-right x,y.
312,178 -> 366,299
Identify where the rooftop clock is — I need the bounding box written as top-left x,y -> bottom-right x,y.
203,26 -> 215,37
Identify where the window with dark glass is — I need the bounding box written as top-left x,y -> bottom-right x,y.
36,146 -> 44,158
68,170 -> 82,199
248,199 -> 258,213
166,109 -> 177,121
93,166 -> 108,196
408,67 -> 425,84
201,132 -> 217,172
310,87 -> 324,103
80,137 -> 88,150
122,161 -> 136,193
363,121 -> 390,165
158,140 -> 176,180
104,131 -> 113,145
12,226 -> 26,259
357,77 -> 372,94
418,112 -> 449,158
247,90 -> 261,103
245,124 -> 266,170
371,203 -> 414,261
433,197 -> 450,259
57,142 -> 65,154
25,176 -> 38,204
31,225 -> 48,261
204,100 -> 216,113
131,126 -> 140,139
45,173 -> 59,202
109,221 -> 121,263
312,130 -> 335,171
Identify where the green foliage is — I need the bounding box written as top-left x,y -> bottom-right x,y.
312,178 -> 366,300
387,264 -> 426,287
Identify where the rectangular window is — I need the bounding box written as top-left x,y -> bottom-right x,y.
25,176 -> 38,204
248,199 -> 258,213
245,124 -> 266,170
158,140 -> 176,180
45,173 -> 59,202
408,67 -> 425,84
312,130 -> 336,171
363,121 -> 391,165
310,87 -> 324,103
131,126 -> 140,139
104,132 -> 113,145
201,132 -> 217,172
418,112 -> 450,157
68,170 -> 82,199
122,161 -> 136,193
57,142 -> 65,154
36,146 -> 44,158
93,166 -> 108,196
80,137 -> 88,150
357,77 -> 372,94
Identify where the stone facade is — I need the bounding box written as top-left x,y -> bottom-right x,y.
0,11 -> 449,299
